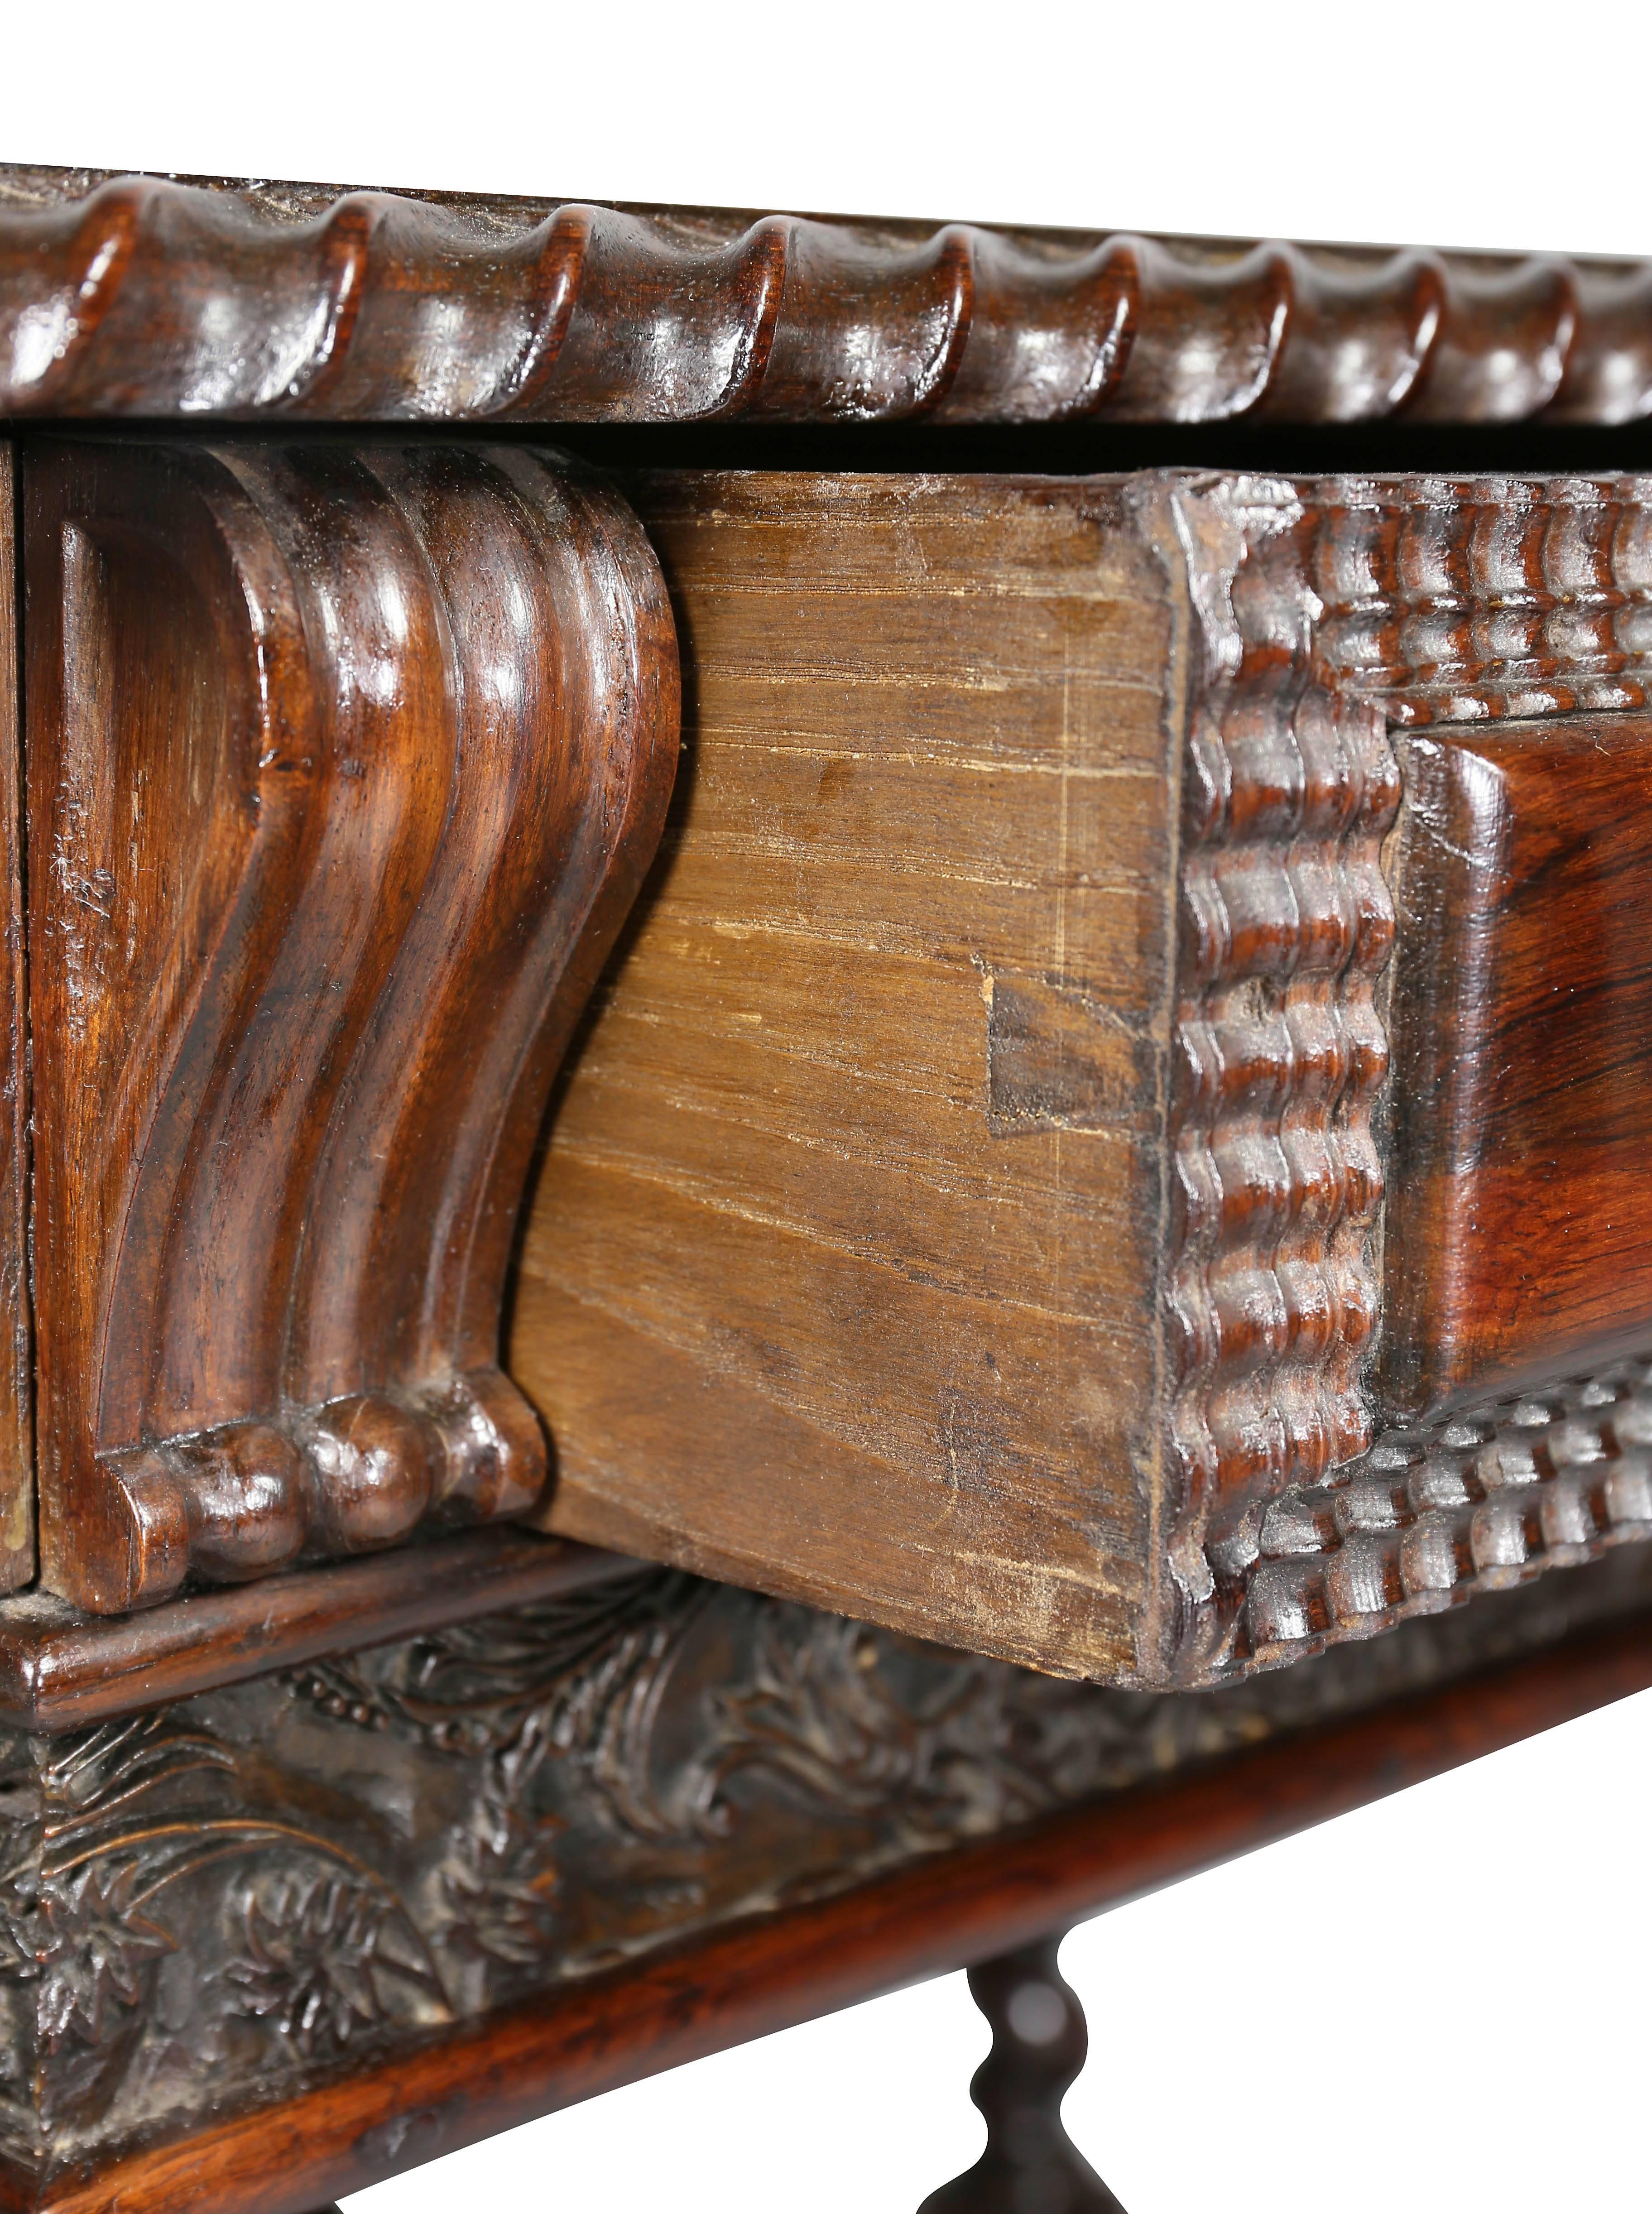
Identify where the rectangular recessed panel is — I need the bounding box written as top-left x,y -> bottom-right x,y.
1380,715 -> 1652,1418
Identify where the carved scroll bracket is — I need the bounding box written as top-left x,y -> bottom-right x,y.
25,441 -> 680,1613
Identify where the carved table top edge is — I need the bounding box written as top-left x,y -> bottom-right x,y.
25,1595 -> 1652,2214
0,1529 -> 643,1732
1,166 -> 1650,426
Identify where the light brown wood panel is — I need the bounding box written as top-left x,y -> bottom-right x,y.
518,474 -> 1184,1677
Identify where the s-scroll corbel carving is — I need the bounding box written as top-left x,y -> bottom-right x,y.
25,440 -> 679,1612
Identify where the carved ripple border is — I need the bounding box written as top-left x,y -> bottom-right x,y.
1168,472 -> 1652,1682
1243,1365 -> 1652,1674
5,171 -> 1652,423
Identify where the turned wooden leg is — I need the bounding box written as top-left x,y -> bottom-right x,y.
920,1936 -> 1127,2214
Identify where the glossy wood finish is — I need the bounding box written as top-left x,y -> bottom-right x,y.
1381,713 -> 1652,1416
16,450 -> 1652,1682
0,450 -> 29,1594
0,1530 -> 639,1731
3,169 -> 1652,427
1237,1362 -> 1652,1662
5,1522 -> 1635,2206
1166,473 -> 1652,1678
919,1940 -> 1126,2214
22,1581 -> 1652,2214
6,167 -> 1652,2214
519,467 -> 1652,1685
24,441 -> 678,1613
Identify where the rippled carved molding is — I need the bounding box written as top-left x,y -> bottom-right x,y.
1242,1362 -> 1652,1672
1164,473 -> 1652,1681
3,168 -> 1652,424
1158,476 -> 1397,1657
25,442 -> 678,1613
0,1557 -> 1642,2185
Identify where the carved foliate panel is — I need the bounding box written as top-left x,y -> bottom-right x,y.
0,1556 -> 1643,2193
24,442 -> 679,1612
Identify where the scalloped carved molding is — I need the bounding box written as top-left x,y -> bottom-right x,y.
3,169 -> 1652,425
1163,473 -> 1652,1680
24,443 -> 679,1613
1243,1364 -> 1652,1671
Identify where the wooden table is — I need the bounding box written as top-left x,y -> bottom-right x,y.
0,164 -> 1650,2212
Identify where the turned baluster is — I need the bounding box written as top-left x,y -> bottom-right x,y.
920,1936 -> 1126,2214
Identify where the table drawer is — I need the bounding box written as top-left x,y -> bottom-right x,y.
517,467 -> 1652,1683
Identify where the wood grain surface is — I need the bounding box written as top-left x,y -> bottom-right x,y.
17,447 -> 1652,1682
1381,713 -> 1652,1414
24,441 -> 677,1613
519,471 -> 1184,1678
8,422 -> 1652,2214
0,450 -> 29,1594
515,467 -> 1652,1686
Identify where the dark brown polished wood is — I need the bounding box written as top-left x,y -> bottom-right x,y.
0,451 -> 29,1594
5,163 -> 1652,2214
2,167 -> 1651,428
0,1530 -> 640,1731
1381,712 -> 1652,1415
22,1582 -> 1651,2214
918,1940 -> 1126,2214
23,440 -> 677,1614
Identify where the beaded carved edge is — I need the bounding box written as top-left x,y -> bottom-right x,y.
1162,471 -> 1652,1683
3,167 -> 1652,424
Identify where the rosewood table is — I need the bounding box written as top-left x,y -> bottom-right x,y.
0,164 -> 1650,2213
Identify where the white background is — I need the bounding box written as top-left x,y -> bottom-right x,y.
10,7 -> 1652,2206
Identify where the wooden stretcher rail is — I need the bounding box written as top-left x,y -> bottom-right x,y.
0,1531 -> 639,1731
